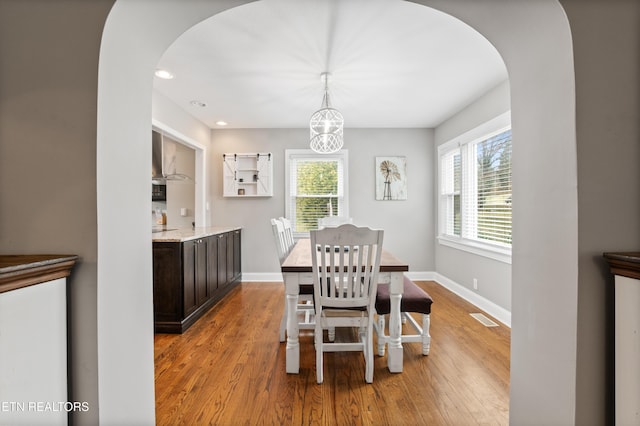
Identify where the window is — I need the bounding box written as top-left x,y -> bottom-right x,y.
438,113 -> 512,262
285,149 -> 348,235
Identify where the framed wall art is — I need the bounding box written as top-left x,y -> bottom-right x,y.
375,156 -> 407,200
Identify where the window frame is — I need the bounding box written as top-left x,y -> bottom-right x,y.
285,149 -> 349,238
437,112 -> 512,264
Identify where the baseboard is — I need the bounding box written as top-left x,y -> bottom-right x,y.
241,272 -> 284,282
241,270 -> 511,328
244,271 -> 439,283
404,271 -> 438,281
432,272 -> 511,328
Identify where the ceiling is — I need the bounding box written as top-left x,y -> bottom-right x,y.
153,0 -> 508,130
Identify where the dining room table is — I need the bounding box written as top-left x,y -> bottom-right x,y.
280,238 -> 409,374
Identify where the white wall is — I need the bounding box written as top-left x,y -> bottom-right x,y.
165,140 -> 196,229
153,90 -> 212,228
209,128 -> 434,277
434,81 -> 512,312
152,91 -> 211,149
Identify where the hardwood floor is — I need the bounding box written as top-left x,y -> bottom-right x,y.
154,281 -> 510,425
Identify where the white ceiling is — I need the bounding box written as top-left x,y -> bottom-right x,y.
154,0 -> 508,130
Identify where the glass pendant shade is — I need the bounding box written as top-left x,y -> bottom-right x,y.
310,74 -> 344,153
310,106 -> 344,153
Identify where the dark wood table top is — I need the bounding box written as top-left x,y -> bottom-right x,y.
281,239 -> 408,273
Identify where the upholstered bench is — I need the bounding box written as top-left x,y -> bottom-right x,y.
374,276 -> 433,356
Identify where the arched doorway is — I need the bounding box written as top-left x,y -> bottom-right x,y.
97,1 -> 577,424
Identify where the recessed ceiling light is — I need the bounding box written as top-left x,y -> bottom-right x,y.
216,121 -> 228,126
190,100 -> 207,107
154,69 -> 174,80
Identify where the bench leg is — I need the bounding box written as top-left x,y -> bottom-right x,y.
422,313 -> 431,355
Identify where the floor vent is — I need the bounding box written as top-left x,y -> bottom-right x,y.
470,313 -> 499,327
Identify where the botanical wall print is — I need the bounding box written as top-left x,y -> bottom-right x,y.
376,156 -> 407,200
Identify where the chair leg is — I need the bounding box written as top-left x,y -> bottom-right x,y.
422,313 -> 431,355
315,324 -> 324,384
365,324 -> 374,383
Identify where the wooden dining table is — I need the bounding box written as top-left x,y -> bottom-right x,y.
280,238 -> 409,374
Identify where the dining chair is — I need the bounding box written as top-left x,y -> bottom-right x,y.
310,224 -> 384,384
271,218 -> 314,342
317,216 -> 353,229
270,218 -> 289,263
279,217 -> 295,252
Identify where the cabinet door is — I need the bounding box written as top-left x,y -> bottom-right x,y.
195,239 -> 208,306
233,230 -> 241,280
217,233 -> 228,288
182,240 -> 197,316
206,235 -> 218,293
152,242 -> 182,323
256,154 -> 272,196
226,232 -> 234,283
223,155 -> 237,196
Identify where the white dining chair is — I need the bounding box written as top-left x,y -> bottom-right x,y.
270,218 -> 288,263
279,216 -> 295,252
271,218 -> 314,342
310,224 -> 384,384
317,216 -> 353,229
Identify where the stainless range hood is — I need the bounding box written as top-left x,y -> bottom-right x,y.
152,130 -> 193,184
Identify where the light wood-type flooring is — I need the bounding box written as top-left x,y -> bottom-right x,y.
154,281 -> 510,425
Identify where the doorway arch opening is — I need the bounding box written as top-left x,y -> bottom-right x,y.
97,1 -> 577,424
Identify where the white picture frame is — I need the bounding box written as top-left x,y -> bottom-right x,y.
375,156 -> 407,200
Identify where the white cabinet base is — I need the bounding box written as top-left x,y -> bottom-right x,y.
0,278 -> 68,425
615,275 -> 640,425
604,252 -> 640,426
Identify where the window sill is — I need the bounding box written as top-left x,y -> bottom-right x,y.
437,235 -> 512,264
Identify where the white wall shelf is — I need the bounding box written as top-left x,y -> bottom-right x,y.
223,152 -> 273,197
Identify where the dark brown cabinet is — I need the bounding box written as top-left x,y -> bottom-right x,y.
153,229 -> 241,333
217,233 -> 227,289
232,229 -> 241,280
182,240 -> 197,317
206,236 -> 218,294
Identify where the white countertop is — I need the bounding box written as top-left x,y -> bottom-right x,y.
152,226 -> 241,243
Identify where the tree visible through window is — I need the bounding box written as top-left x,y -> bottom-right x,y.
476,129 -> 512,245
295,160 -> 339,231
439,124 -> 512,252
286,150 -> 348,234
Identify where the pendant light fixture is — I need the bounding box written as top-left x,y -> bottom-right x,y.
310,72 -> 344,154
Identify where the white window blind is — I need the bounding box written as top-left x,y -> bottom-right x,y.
474,129 -> 512,245
440,149 -> 461,236
286,150 -> 348,234
439,118 -> 512,257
